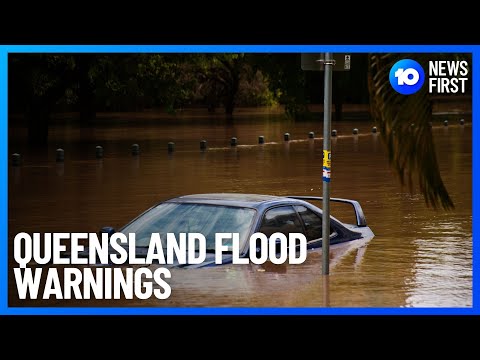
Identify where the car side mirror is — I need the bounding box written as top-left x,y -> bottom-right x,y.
99,226 -> 115,239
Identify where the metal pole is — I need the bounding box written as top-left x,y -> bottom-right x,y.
322,52 -> 333,275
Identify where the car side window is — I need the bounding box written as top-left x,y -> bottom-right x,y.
294,205 -> 334,241
259,206 -> 304,238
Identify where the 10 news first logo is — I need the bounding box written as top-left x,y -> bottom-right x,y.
389,59 -> 469,95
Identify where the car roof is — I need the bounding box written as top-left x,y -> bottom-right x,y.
165,193 -> 301,209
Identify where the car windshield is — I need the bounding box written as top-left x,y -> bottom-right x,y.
120,202 -> 256,250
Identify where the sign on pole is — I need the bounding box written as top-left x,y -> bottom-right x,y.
301,53 -> 351,71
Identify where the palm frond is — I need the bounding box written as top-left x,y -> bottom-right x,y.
368,54 -> 454,210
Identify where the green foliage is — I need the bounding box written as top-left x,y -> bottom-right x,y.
31,55 -> 76,96
191,53 -> 244,113
252,54 -> 309,118
237,65 -> 279,107
10,53 -> 306,115
136,54 -> 197,111
368,53 -> 464,210
8,54 -> 80,115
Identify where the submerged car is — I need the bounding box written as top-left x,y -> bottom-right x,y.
99,193 -> 374,267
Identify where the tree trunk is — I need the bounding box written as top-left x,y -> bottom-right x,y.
224,94 -> 235,115
27,97 -> 50,146
334,102 -> 343,122
224,72 -> 239,116
78,55 -> 96,126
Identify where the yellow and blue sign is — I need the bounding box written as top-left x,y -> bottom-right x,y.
323,150 -> 331,182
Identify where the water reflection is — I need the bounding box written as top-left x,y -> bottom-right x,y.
55,163 -> 64,177
8,114 -> 472,308
323,275 -> 330,307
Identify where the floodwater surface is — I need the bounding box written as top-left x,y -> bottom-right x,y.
8,110 -> 472,308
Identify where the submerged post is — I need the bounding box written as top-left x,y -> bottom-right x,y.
301,52 -> 351,276
322,52 -> 333,275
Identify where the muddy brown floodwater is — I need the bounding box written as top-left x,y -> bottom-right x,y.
8,111 -> 472,308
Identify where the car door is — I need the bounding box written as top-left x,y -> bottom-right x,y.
293,205 -> 336,248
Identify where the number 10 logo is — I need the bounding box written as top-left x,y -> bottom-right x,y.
389,59 -> 425,95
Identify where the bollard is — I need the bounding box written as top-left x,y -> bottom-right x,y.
56,148 -> 64,162
12,153 -> 21,166
131,143 -> 140,156
258,136 -> 265,144
372,127 -> 377,133
353,128 -> 358,135
284,133 -> 290,141
308,131 -> 315,139
444,120 -> 448,126
200,140 -> 207,150
331,129 -> 337,137
230,137 -> 237,146
167,142 -> 175,152
460,118 -> 465,125
96,146 -> 103,159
